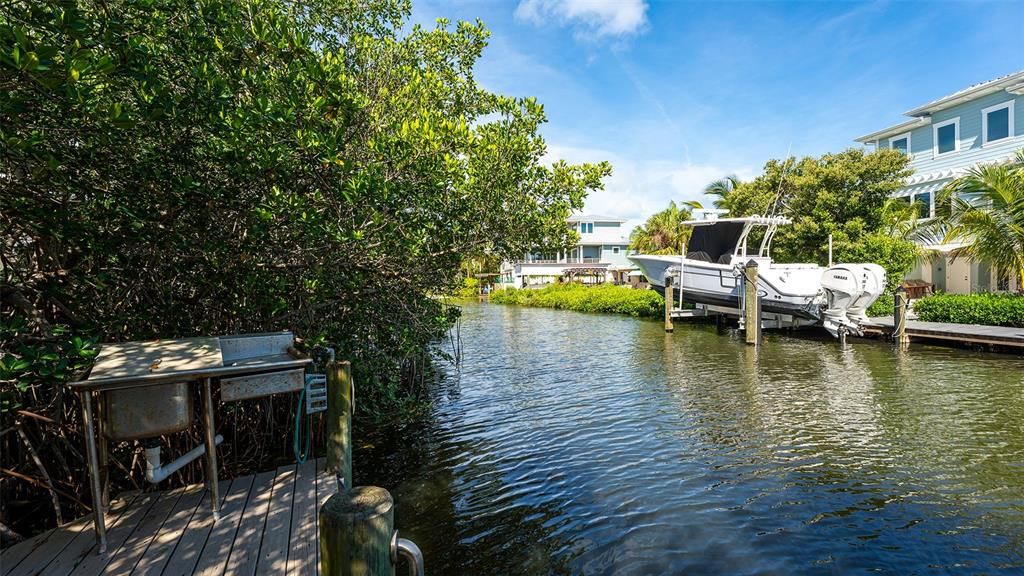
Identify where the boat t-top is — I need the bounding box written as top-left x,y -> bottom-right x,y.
628,214 -> 886,338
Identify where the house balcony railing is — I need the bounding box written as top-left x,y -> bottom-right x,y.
522,257 -> 604,265
565,257 -> 603,264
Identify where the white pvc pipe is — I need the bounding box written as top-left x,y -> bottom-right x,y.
145,435 -> 223,484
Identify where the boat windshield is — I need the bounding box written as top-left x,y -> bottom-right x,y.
686,221 -> 746,263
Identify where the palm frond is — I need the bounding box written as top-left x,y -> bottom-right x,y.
935,154 -> 1024,283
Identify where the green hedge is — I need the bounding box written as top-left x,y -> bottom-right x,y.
490,283 -> 664,318
867,291 -> 895,318
454,277 -> 480,299
913,293 -> 1024,327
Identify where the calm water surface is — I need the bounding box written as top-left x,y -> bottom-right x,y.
355,303 -> 1024,575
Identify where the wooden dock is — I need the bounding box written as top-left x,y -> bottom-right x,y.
2,458 -> 333,576
863,317 -> 1024,349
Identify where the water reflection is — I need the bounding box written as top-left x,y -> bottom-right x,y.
356,304 -> 1024,575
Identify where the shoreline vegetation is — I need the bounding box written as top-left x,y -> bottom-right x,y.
914,293 -> 1024,328
1,0 -> 611,542
490,284 -> 666,318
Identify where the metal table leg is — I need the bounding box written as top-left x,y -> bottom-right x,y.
201,378 -> 221,520
80,391 -> 108,553
96,392 -> 110,508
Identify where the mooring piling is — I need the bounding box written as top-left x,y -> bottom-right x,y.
894,285 -> 910,349
326,360 -> 354,491
320,360 -> 423,576
664,275 -> 675,333
320,486 -> 395,576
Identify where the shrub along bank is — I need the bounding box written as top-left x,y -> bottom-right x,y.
490,284 -> 664,318
913,293 -> 1024,328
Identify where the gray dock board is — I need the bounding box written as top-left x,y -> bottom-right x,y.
221,470 -> 275,576
5,493 -> 136,576
100,486 -> 187,575
193,475 -> 253,576
1,529 -> 54,576
161,479 -> 232,576
130,485 -> 204,576
287,460 -> 319,576
36,493 -> 141,576
867,317 -> 1024,347
71,493 -> 161,576
2,462 -> 326,576
255,466 -> 296,574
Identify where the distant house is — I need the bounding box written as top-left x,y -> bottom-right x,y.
500,214 -> 634,288
855,70 -> 1024,294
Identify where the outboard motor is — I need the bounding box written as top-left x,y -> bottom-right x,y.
820,263 -> 886,337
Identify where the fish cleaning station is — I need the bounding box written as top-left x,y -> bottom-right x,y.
2,333 -> 423,576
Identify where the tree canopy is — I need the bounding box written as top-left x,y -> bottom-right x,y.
629,201 -> 692,255
722,148 -> 917,295
1,0 -> 609,407
0,0 -> 610,530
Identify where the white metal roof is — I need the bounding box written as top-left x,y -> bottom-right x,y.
568,213 -> 628,223
855,70 -> 1024,144
903,70 -> 1024,117
855,117 -> 931,143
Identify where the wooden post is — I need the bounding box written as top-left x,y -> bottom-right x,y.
320,486 -> 394,576
744,260 -> 760,346
327,360 -> 353,491
664,276 -> 674,333
894,286 -> 910,349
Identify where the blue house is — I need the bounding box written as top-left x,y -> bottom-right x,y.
855,71 -> 1024,294
500,214 -> 635,288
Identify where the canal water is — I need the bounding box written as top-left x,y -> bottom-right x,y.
355,303 -> 1024,575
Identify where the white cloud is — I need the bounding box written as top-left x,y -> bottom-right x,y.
515,0 -> 649,40
544,143 -> 756,232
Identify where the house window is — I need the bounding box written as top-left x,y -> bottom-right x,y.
933,118 -> 959,156
580,222 -> 593,234
889,132 -> 911,156
612,246 -> 620,254
982,100 -> 1014,145
913,191 -> 932,219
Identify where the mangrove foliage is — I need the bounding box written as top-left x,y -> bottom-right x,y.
0,0 -> 609,538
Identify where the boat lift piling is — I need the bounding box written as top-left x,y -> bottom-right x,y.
743,260 -> 762,346
664,276 -> 674,333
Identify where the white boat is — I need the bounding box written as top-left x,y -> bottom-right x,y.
628,216 -> 886,337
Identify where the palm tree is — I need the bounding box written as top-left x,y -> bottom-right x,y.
630,201 -> 693,255
703,175 -> 741,210
880,196 -> 937,244
935,149 -> 1024,288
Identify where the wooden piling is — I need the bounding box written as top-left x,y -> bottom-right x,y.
664,276 -> 674,333
894,286 -> 910,349
326,360 -> 353,491
744,260 -> 760,346
320,486 -> 395,576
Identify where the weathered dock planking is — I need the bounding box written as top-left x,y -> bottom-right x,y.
863,317 -> 1024,349
1,458 -> 333,576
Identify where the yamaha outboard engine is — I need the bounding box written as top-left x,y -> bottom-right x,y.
820,264 -> 886,337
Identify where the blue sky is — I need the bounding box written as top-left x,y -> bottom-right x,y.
412,0 -> 1023,228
